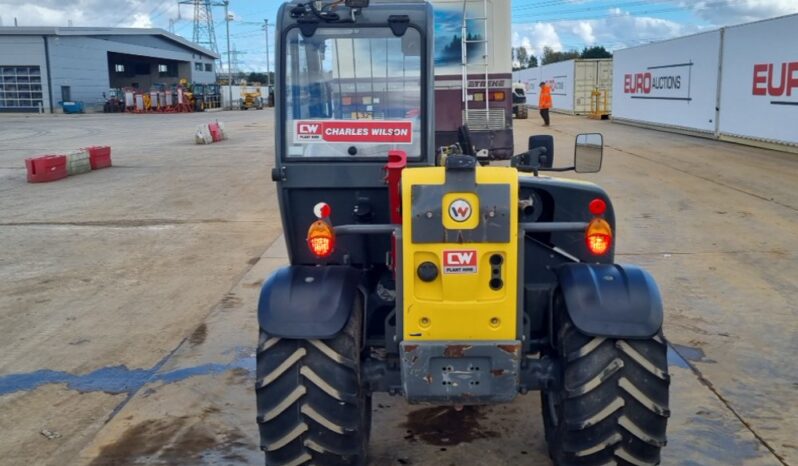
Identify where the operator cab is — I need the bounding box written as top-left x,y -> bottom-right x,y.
273,0 -> 435,265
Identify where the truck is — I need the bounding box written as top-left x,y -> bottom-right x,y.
432,0 -> 514,159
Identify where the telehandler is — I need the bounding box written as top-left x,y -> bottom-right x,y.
257,2 -> 669,465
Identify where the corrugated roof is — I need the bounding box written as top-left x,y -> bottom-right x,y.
0,26 -> 220,59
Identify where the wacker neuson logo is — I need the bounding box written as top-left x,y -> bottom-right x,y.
624,61 -> 693,101
448,199 -> 472,222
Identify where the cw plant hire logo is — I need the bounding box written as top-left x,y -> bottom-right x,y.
448,199 -> 472,222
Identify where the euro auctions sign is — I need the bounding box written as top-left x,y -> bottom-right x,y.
752,62 -> 798,103
623,62 -> 693,101
295,120 -> 413,144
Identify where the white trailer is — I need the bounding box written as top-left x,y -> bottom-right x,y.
611,30 -> 722,134
513,58 -> 612,115
718,14 -> 798,148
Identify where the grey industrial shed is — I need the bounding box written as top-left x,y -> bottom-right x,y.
0,27 -> 220,113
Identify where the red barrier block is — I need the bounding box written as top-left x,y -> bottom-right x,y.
85,146 -> 112,170
25,155 -> 68,183
208,122 -> 223,143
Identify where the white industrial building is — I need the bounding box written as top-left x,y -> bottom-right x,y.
0,27 -> 220,113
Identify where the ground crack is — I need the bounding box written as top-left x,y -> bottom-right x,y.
607,144 -> 798,213
669,344 -> 789,465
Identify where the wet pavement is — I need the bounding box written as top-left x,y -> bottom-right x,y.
1,111 -> 796,465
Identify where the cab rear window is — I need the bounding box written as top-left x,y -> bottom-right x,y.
285,27 -> 422,158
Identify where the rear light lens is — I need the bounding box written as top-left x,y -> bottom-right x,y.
585,218 -> 612,256
489,91 -> 506,101
589,198 -> 607,216
307,220 -> 335,258
473,92 -> 485,102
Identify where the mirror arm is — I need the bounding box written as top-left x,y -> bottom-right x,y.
539,166 -> 575,172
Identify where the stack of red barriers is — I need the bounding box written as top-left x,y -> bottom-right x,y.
25,146 -> 112,183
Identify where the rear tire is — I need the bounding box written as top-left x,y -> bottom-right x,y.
542,309 -> 670,466
256,296 -> 370,466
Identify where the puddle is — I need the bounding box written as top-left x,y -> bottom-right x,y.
401,406 -> 498,446
672,343 -> 716,364
88,416 -> 255,466
667,346 -> 691,369
0,354 -> 255,396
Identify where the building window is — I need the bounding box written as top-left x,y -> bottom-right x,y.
61,86 -> 72,102
195,62 -> 203,71
158,64 -> 177,77
114,64 -> 125,73
205,63 -> 213,72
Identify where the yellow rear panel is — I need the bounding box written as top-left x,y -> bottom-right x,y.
401,166 -> 518,340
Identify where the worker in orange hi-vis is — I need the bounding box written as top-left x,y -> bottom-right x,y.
538,81 -> 552,126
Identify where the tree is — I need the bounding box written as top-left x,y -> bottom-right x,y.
541,46 -> 580,65
247,72 -> 274,84
513,47 -> 538,70
515,46 -> 528,70
580,46 -> 612,59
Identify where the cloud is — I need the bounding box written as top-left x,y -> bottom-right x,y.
687,0 -> 798,25
572,21 -> 595,45
543,9 -> 703,52
0,0 -> 182,28
512,22 -> 563,57
129,12 -> 153,28
511,1 -> 797,55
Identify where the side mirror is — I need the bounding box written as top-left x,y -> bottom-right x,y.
574,133 -> 603,173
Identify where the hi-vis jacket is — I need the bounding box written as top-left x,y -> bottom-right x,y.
539,83 -> 552,109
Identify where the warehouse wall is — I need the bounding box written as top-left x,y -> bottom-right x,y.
0,36 -> 51,112
612,30 -> 722,133
48,36 -> 112,107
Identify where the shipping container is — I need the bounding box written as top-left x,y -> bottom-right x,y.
611,30 -> 722,134
718,14 -> 798,147
574,59 -> 612,114
513,58 -> 613,115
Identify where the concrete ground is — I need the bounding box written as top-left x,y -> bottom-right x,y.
0,109 -> 795,466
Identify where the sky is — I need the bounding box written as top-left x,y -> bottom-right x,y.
0,0 -> 796,72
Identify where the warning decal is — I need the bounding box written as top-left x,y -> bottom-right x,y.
443,250 -> 477,274
294,120 -> 413,144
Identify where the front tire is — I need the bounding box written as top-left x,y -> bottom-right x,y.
256,297 -> 370,466
543,311 -> 670,466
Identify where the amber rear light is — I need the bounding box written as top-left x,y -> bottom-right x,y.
585,218 -> 612,256
307,220 -> 335,258
489,91 -> 506,101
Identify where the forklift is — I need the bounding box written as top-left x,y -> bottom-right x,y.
256,2 -> 670,465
